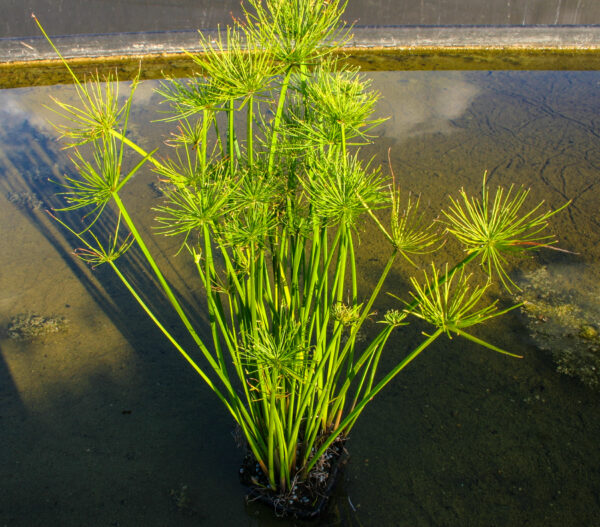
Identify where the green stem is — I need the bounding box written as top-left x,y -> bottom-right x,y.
228,98 -> 236,178
112,194 -> 207,356
109,129 -> 167,172
305,329 -> 444,475
267,67 -> 293,176
201,109 -> 209,174
348,326 -> 394,415
202,225 -> 231,379
328,249 -> 398,418
267,371 -> 277,489
110,192 -> 254,434
108,261 -> 234,417
247,96 -> 254,168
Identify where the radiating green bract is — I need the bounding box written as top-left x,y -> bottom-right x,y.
35,0 -> 566,506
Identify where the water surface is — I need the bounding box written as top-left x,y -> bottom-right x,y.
0,70 -> 599,526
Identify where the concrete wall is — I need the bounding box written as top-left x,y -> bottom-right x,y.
3,0 -> 600,39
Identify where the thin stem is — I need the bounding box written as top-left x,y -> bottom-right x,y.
228,98 -> 236,178
267,67 -> 293,175
305,329 -> 444,475
401,251 -> 480,314
110,192 -> 251,424
109,129 -> 167,172
109,260 -> 235,417
247,95 -> 254,167
201,109 -> 209,174
328,249 -> 398,419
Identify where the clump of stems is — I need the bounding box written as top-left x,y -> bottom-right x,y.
36,0 -> 566,499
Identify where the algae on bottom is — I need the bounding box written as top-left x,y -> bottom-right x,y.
7,312 -> 68,341
516,264 -> 600,389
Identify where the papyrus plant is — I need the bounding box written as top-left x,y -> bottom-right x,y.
36,0 -> 566,498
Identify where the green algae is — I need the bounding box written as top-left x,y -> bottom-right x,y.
516,264 -> 600,390
7,312 -> 68,341
3,47 -> 600,89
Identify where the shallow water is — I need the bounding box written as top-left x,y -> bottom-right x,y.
0,71 -> 599,526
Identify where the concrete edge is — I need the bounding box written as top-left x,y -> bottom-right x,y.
2,25 -> 600,64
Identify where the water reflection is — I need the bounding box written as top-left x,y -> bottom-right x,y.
0,71 -> 599,526
375,71 -> 481,139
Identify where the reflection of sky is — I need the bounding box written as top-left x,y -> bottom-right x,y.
374,71 -> 480,140
0,88 -> 52,132
0,73 -> 479,150
0,80 -> 158,139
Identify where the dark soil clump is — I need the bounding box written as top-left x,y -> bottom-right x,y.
240,438 -> 349,519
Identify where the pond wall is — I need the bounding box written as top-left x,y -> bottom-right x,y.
3,0 -> 600,38
2,0 -> 600,88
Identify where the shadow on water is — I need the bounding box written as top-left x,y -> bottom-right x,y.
0,344 -> 25,417
0,114 -> 209,336
0,88 -> 252,525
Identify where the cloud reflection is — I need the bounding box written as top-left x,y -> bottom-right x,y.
374,71 -> 480,141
